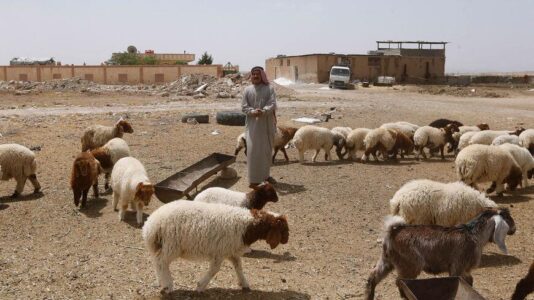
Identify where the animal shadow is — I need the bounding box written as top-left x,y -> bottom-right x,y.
479,252 -> 522,268
489,194 -> 531,204
0,203 -> 8,210
0,191 -> 44,203
79,196 -> 109,218
244,250 -> 296,263
162,288 -> 310,300
273,182 -> 306,195
123,211 -> 150,229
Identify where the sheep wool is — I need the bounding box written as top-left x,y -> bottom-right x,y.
455,144 -> 522,195
111,157 -> 153,225
195,187 -> 251,207
346,128 -> 371,160
469,130 -> 511,146
380,123 -> 416,139
491,135 -> 520,146
362,127 -> 396,161
293,125 -> 334,162
498,143 -> 534,187
389,179 -> 497,227
518,129 -> 534,154
81,119 -> 133,151
0,143 -> 41,197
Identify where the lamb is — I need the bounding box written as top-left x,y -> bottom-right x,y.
361,128 -> 397,162
331,127 -> 352,159
389,179 -> 498,227
449,124 -> 490,153
234,126 -> 298,162
142,200 -> 289,293
518,128 -> 534,155
468,128 -> 525,146
81,118 -> 134,151
111,157 -> 154,226
0,144 -> 41,198
413,124 -> 457,160
90,137 -> 131,191
428,118 -> 463,128
365,208 -> 516,300
70,151 -> 101,208
512,261 -> 534,300
194,182 -> 278,209
491,134 -> 520,146
345,128 -> 371,161
498,143 -> 534,187
292,125 -> 336,163
455,144 -> 523,196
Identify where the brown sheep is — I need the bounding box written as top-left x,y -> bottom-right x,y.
70,151 -> 101,208
389,131 -> 414,159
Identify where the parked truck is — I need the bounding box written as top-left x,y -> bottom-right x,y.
328,65 -> 352,89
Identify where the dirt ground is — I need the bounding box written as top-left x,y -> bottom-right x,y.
0,83 -> 533,300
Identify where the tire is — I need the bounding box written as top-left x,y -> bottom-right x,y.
181,113 -> 209,124
216,111 -> 246,126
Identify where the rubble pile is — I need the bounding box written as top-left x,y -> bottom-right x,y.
0,73 -> 295,98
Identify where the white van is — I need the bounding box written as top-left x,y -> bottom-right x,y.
329,66 -> 351,89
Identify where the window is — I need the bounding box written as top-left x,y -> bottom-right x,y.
287,59 -> 290,66
279,59 -> 283,66
118,74 -> 128,83
84,74 -> 94,81
155,73 -> 164,83
53,73 -> 61,79
19,74 -> 28,81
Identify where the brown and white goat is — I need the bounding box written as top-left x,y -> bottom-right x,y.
365,208 -> 516,300
70,151 -> 102,208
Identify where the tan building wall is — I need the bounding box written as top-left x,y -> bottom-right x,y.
266,53 -> 446,83
0,65 -> 222,84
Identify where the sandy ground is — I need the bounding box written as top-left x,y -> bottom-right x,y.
0,84 -> 533,300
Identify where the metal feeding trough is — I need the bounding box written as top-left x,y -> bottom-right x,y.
399,277 -> 486,300
154,153 -> 236,203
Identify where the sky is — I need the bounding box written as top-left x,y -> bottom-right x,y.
1,0 -> 533,74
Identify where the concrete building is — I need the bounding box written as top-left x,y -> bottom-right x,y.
265,41 -> 447,83
0,64 -> 223,84
139,50 -> 195,65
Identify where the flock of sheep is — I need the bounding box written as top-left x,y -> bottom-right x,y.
1,115 -> 534,299
234,118 -> 534,299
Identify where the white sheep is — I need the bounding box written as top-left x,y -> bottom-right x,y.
361,127 -> 397,162
81,118 -> 134,151
469,129 -> 523,146
0,144 -> 41,198
455,144 -> 523,196
111,157 -> 154,225
331,127 -> 352,159
498,143 -> 534,187
413,125 -> 456,160
389,179 -> 497,227
457,131 -> 478,152
491,135 -> 520,146
293,125 -> 335,162
142,200 -> 289,293
394,121 -> 420,132
518,128 -> 534,154
91,137 -> 131,190
380,122 -> 416,139
346,128 -> 371,160
194,182 -> 278,210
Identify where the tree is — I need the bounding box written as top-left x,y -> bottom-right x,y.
197,51 -> 213,65
142,56 -> 158,65
108,52 -> 141,65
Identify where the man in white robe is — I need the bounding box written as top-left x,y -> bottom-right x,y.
241,66 -> 277,188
